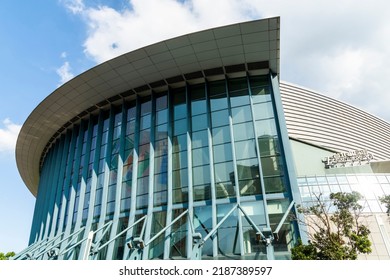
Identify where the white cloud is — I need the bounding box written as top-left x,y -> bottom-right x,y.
60,0 -> 390,121
61,0 -> 85,14
64,0 -> 257,63
0,118 -> 21,154
56,61 -> 75,85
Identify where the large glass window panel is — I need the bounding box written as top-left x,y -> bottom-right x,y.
153,190 -> 167,207
139,130 -> 151,145
267,199 -> 293,253
193,185 -> 211,201
193,165 -> 211,186
127,106 -> 136,121
240,200 -> 267,226
121,181 -> 132,200
209,80 -> 227,112
261,156 -> 284,177
192,130 -> 208,149
137,177 -> 149,195
253,102 -> 274,120
156,109 -> 168,125
216,181 -> 235,198
264,176 -> 286,193
173,187 -> 188,204
149,211 -> 166,259
170,209 -> 188,258
126,121 -> 135,135
211,109 -> 229,127
173,119 -> 187,135
212,125 -> 231,145
155,139 -> 168,157
217,204 -> 240,255
141,100 -> 152,115
230,89 -> 250,107
213,143 -> 232,163
154,173 -> 167,192
173,89 -> 186,120
154,155 -> 168,174
258,135 -> 280,157
235,139 -> 257,160
231,105 -> 252,123
191,85 -> 207,115
137,161 -> 149,178
194,206 -> 213,256
136,196 -> 148,210
124,136 -> 134,153
156,95 -> 168,111
138,143 -> 150,162
239,178 -> 261,196
210,94 -> 228,112
255,118 -> 277,137
155,123 -> 168,140
250,76 -> 271,103
192,147 -> 209,167
173,169 -> 188,189
192,114 -> 208,131
233,122 -> 254,141
191,99 -> 207,116
173,151 -> 188,170
172,134 -> 187,153
140,114 -> 151,130
214,161 -> 235,183
236,158 -> 259,180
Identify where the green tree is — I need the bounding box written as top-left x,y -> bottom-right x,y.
292,191 -> 372,260
0,251 -> 15,260
379,195 -> 390,216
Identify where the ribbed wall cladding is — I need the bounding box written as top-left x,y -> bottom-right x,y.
280,82 -> 390,161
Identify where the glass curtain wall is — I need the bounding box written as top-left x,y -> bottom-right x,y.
29,74 -> 298,260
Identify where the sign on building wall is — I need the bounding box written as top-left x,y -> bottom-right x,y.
322,149 -> 374,169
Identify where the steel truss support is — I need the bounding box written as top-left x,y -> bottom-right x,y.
127,210 -> 189,260
190,201 -> 295,260
12,227 -> 86,260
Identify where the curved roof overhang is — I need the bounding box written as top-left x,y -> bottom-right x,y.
16,17 -> 280,196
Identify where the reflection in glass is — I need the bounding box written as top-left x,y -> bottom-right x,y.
213,143 -> 232,163
192,130 -> 208,149
260,156 -> 283,177
258,135 -> 280,157
170,209 -> 188,258
194,206 -> 213,256
264,176 -> 286,194
235,139 -> 257,160
192,147 -> 209,167
230,89 -> 250,107
149,211 -> 166,259
231,105 -> 252,123
253,102 -> 274,120
233,122 -> 254,141
217,204 -> 240,256
212,125 -> 231,145
211,110 -> 229,127
255,118 -> 277,137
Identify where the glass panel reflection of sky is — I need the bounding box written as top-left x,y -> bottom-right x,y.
298,174 -> 389,214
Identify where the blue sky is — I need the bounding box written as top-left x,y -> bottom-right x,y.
1,0 -> 390,253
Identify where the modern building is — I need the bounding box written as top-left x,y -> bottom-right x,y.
281,83 -> 390,260
14,17 -> 390,260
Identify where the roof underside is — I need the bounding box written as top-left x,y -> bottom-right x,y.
16,17 -> 280,196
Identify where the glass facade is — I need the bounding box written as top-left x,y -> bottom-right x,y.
27,74 -> 299,260
298,174 -> 390,213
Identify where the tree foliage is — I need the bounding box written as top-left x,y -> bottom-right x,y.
0,251 -> 15,260
379,195 -> 390,216
292,191 -> 372,260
